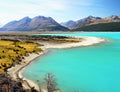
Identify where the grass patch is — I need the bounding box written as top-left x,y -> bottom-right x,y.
0,40 -> 42,74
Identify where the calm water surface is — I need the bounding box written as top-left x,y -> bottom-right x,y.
23,32 -> 120,92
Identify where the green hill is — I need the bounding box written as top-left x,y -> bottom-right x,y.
73,22 -> 120,32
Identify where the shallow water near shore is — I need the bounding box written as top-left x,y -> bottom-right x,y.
23,32 -> 120,92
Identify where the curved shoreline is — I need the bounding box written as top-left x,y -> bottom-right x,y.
41,36 -> 106,49
8,36 -> 106,92
8,53 -> 43,91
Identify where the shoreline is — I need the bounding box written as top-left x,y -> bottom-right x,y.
8,36 -> 106,92
8,53 -> 43,91
40,36 -> 106,49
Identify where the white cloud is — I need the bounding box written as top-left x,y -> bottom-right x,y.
65,0 -> 95,8
0,0 -> 67,24
24,0 -> 67,11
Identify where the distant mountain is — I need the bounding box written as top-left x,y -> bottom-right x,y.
0,16 -> 69,32
61,16 -> 102,29
61,20 -> 76,29
61,15 -> 120,31
89,15 -> 120,25
1,15 -> 120,32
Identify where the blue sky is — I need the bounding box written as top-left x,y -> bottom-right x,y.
0,0 -> 120,25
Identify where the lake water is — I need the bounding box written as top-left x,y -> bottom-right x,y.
23,32 -> 120,92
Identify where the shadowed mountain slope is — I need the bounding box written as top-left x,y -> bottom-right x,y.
0,16 -> 69,32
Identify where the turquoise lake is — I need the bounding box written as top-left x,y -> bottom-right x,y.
23,32 -> 120,92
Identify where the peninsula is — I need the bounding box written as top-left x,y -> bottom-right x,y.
0,33 -> 105,92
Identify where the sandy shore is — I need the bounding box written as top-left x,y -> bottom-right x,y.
41,36 -> 105,49
8,36 -> 105,92
8,53 -> 45,91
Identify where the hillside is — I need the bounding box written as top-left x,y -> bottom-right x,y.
61,16 -> 102,29
73,22 -> 120,31
61,15 -> 120,31
0,16 -> 69,32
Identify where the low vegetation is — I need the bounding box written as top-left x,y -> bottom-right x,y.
0,39 -> 42,74
0,74 -> 25,92
0,39 -> 42,91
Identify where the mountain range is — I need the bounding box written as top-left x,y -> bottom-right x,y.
0,15 -> 120,32
0,16 -> 69,32
61,15 -> 120,29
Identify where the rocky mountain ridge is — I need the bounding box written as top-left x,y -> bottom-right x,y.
0,15 -> 120,32
0,16 -> 69,32
61,15 -> 120,29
